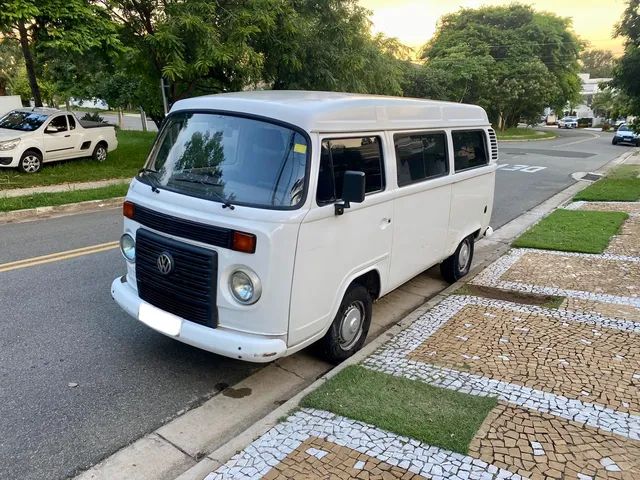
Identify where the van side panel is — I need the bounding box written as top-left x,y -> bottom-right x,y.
388,180 -> 451,290
288,194 -> 394,347
446,168 -> 495,255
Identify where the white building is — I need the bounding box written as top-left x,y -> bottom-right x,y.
574,73 -> 612,119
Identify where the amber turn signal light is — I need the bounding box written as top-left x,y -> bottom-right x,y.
123,201 -> 135,219
232,231 -> 256,254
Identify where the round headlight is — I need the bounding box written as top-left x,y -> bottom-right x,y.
229,269 -> 261,305
120,234 -> 136,262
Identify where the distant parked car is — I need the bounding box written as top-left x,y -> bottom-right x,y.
0,107 -> 118,173
557,116 -> 578,129
612,123 -> 640,146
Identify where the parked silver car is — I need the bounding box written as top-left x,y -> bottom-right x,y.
557,116 -> 578,129
612,123 -> 640,146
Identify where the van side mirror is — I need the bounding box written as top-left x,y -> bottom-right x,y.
335,170 -> 365,215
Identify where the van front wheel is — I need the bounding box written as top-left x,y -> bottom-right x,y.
440,235 -> 474,284
320,285 -> 372,364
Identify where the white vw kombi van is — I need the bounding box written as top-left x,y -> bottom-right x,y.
111,91 -> 497,363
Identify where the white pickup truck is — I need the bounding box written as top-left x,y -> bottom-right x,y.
0,107 -> 118,173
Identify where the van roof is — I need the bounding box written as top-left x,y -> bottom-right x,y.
171,90 -> 489,133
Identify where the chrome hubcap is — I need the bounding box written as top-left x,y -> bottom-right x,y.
22,155 -> 40,172
339,301 -> 364,350
96,147 -> 107,162
458,242 -> 471,269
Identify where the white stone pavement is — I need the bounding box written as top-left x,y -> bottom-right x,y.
207,409 -> 524,480
363,295 -> 640,441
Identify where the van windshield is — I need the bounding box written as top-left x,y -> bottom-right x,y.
141,112 -> 309,209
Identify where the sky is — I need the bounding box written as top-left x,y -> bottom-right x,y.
360,0 -> 627,55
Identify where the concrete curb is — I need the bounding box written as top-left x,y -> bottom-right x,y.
498,134 -> 557,142
71,147 -> 635,480
0,177 -> 130,199
0,197 -> 124,225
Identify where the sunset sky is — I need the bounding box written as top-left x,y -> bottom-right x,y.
360,0 -> 627,55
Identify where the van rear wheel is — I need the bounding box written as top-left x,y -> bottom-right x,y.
440,235 -> 474,284
319,284 -> 372,364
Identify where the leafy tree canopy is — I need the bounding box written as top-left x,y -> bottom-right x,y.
580,49 -> 617,78
407,4 -> 583,130
0,0 -> 121,106
612,0 -> 640,122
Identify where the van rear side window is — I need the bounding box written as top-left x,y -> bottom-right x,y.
317,136 -> 384,204
452,130 -> 488,172
394,132 -> 448,186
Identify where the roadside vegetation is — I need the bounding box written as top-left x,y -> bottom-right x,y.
573,165 -> 640,202
512,209 -> 628,254
0,131 -> 154,190
495,128 -> 556,141
0,184 -> 128,212
301,365 -> 497,454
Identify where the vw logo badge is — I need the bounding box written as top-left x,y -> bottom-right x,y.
156,252 -> 174,275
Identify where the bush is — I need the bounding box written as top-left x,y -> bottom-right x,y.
81,112 -> 106,123
601,122 -> 612,131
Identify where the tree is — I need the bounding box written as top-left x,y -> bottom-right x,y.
580,49 -> 617,78
413,4 -> 583,129
0,38 -> 22,96
96,0 -> 408,126
0,0 -> 120,106
591,87 -> 632,119
612,0 -> 640,123
259,0 -> 408,95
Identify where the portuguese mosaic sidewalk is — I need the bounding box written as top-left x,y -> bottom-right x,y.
204,201 -> 640,480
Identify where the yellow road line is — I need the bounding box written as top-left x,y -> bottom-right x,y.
0,241 -> 119,273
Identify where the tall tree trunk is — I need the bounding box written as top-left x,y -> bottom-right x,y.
17,20 -> 42,107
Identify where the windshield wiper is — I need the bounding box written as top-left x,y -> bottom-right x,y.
171,177 -> 235,210
138,168 -> 161,193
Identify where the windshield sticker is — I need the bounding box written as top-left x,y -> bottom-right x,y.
294,143 -> 307,154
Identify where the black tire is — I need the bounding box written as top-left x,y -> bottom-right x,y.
319,284 -> 372,364
19,150 -> 43,173
636,139 -> 640,147
440,235 -> 474,284
92,142 -> 108,162
612,137 -> 618,145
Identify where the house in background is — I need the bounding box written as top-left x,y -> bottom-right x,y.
574,73 -> 612,123
0,95 -> 22,116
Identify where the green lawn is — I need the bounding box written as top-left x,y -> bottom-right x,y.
0,130 -> 155,191
300,365 -> 497,454
496,127 -> 556,140
512,209 -> 628,254
0,184 -> 129,212
573,165 -> 640,202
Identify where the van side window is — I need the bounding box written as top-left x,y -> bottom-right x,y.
394,132 -> 448,186
317,136 -> 384,204
452,130 -> 488,172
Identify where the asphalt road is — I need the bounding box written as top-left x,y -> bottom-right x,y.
0,128 -> 630,480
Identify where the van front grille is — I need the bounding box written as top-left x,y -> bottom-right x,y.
135,229 -> 218,328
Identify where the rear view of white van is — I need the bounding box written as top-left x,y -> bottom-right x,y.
111,91 -> 496,363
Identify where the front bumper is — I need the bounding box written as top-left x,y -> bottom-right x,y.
615,136 -> 638,144
0,154 -> 17,167
111,276 -> 287,362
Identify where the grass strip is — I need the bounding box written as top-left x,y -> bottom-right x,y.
512,209 -> 628,254
301,365 -> 497,454
573,165 -> 640,202
0,130 -> 155,191
0,184 -> 128,212
495,127 -> 556,140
